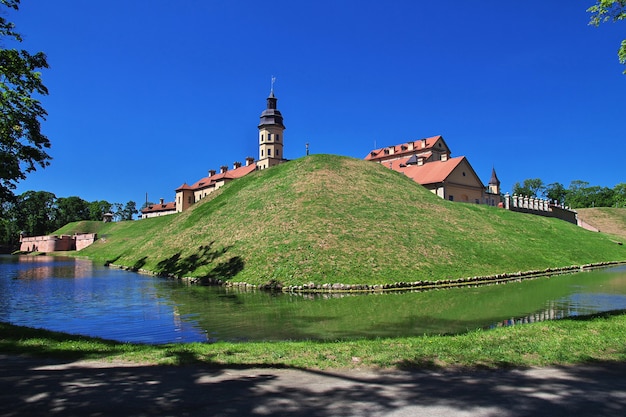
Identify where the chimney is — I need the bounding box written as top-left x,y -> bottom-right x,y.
159,198 -> 164,205
233,161 -> 242,169
220,165 -> 228,174
388,146 -> 395,155
408,142 -> 414,150
208,169 -> 216,177
245,156 -> 255,166
421,139 -> 427,149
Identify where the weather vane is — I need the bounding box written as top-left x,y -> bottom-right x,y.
271,76 -> 276,93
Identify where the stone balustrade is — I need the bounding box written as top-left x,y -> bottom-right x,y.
503,194 -> 577,225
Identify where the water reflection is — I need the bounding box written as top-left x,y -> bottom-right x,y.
2,255 -> 626,344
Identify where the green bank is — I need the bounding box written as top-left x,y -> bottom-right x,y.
57,154 -> 625,286
3,310 -> 626,369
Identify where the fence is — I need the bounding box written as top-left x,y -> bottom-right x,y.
503,194 -> 578,225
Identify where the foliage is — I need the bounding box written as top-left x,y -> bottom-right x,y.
118,200 -> 137,221
88,200 -> 112,221
545,182 -> 567,205
588,0 -> 626,73
0,0 -> 51,202
0,190 -> 134,248
55,196 -> 90,227
513,178 -> 625,208
512,178 -> 544,197
11,190 -> 56,237
110,201 -> 138,221
566,180 -> 616,208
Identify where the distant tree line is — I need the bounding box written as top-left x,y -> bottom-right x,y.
0,191 -> 137,248
512,179 -> 626,209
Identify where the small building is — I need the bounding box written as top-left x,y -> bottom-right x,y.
140,198 -> 177,219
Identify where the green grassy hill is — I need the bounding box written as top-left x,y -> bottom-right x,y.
577,207 -> 626,240
63,155 -> 626,286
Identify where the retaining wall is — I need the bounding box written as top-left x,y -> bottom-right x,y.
19,233 -> 97,252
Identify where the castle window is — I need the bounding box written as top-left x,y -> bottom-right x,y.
268,148 -> 272,156
277,149 -> 280,156
276,134 -> 280,142
261,150 -> 264,157
261,134 -> 264,142
449,195 -> 454,201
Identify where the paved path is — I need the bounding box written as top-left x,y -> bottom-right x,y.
1,354 -> 625,416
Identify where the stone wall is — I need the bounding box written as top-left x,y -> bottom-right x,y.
75,233 -> 97,251
19,233 -> 97,252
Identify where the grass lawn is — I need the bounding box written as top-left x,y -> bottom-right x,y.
3,310 -> 626,370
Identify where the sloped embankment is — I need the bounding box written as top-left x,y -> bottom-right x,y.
71,155 -> 625,287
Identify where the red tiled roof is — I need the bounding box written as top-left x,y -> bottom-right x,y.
391,156 -> 466,185
141,201 -> 176,213
364,136 -> 442,161
175,183 -> 192,191
189,163 -> 257,191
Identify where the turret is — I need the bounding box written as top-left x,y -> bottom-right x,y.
257,82 -> 286,170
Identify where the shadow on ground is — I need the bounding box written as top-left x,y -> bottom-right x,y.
1,354 -> 625,417
154,243 -> 243,281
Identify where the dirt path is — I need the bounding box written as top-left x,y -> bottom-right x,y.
2,354 -> 626,417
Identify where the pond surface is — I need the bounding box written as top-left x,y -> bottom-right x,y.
2,255 -> 626,344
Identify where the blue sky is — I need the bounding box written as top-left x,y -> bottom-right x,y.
9,0 -> 626,207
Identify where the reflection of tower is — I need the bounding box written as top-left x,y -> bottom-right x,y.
257,84 -> 286,170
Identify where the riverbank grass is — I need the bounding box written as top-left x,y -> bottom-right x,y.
3,311 -> 626,369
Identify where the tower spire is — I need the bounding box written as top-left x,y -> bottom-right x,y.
257,84 -> 286,170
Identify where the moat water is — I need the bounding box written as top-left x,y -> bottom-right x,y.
2,255 -> 626,344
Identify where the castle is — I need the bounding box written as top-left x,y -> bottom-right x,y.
141,89 -> 288,219
141,88 -> 501,220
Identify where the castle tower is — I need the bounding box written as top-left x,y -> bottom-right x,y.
257,86 -> 286,170
488,167 -> 501,195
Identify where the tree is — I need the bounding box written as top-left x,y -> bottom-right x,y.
88,200 -> 112,221
55,196 -> 90,228
12,190 -> 56,236
119,200 -> 137,221
588,0 -> 626,73
0,0 -> 51,202
545,182 -> 567,205
512,178 -> 545,198
614,183 -> 626,207
0,198 -> 18,247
